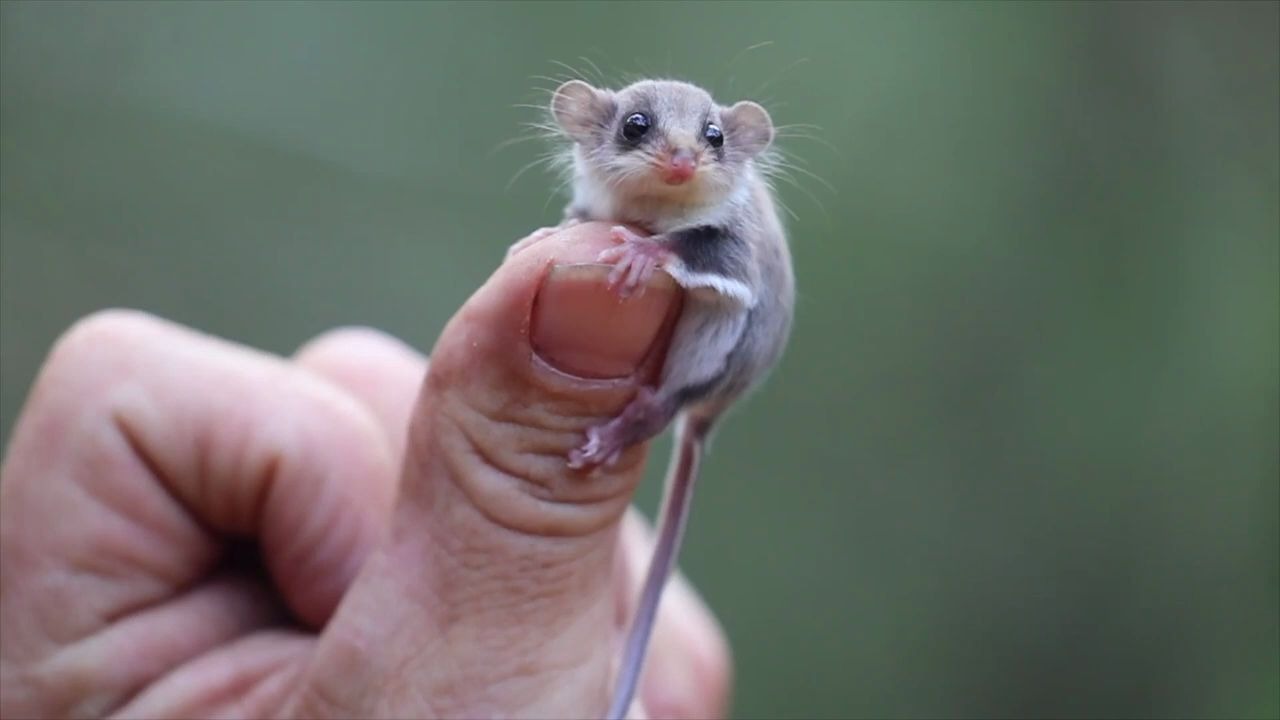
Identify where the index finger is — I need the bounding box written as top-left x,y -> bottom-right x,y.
0,311 -> 400,717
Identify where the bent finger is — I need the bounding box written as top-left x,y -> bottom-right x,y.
1,311 -> 397,638
0,311 -> 400,717
292,326 -> 428,461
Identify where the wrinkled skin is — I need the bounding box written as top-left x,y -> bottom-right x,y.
0,223 -> 731,720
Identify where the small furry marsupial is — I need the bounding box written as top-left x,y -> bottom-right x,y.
507,77 -> 795,720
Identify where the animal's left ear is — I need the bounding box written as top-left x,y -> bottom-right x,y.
723,100 -> 774,157
551,80 -> 615,142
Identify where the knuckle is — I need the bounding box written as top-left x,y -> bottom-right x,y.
13,309 -> 165,444
27,308 -> 173,417
42,308 -> 163,379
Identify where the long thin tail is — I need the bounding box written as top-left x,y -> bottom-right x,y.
605,416 -> 709,720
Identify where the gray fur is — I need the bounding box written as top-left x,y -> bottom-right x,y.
546,78 -> 795,720
550,78 -> 792,427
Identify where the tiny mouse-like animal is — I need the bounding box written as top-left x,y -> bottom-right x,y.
508,77 -> 795,720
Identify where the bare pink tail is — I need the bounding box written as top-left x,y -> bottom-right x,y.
605,416 -> 710,720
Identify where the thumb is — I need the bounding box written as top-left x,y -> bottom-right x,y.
292,222 -> 683,719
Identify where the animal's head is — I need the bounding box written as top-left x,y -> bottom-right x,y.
550,78 -> 774,203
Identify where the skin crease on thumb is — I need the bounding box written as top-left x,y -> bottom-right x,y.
290,223 -> 684,718
412,222 -> 683,537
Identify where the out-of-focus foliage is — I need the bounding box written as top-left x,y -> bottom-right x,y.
2,2 -> 1276,717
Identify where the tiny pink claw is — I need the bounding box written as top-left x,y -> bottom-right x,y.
630,271 -> 650,299
568,428 -> 601,470
623,255 -> 649,295
607,260 -> 629,290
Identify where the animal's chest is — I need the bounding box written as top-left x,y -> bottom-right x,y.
575,190 -> 703,235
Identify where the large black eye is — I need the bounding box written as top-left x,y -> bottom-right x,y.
704,123 -> 724,148
622,112 -> 651,141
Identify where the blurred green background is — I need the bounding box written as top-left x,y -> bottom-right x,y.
2,1 -> 1277,718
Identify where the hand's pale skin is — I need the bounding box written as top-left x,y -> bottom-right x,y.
0,223 -> 731,719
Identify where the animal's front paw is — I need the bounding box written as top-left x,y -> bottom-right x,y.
596,227 -> 674,298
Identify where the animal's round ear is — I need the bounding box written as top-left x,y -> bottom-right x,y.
723,100 -> 775,157
551,80 -> 613,141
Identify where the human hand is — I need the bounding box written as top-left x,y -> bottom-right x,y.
0,222 -> 731,719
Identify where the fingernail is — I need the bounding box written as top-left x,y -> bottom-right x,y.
531,263 -> 679,379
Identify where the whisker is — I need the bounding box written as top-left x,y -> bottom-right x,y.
774,131 -> 843,161
774,130 -> 828,141
516,122 -> 561,135
605,163 -> 649,191
766,157 -> 837,195
542,175 -> 575,213
751,56 -> 810,100
525,84 -> 561,100
778,199 -> 799,224
531,74 -> 576,90
769,149 -> 814,168
632,58 -> 656,81
487,133 -> 552,158
765,166 -> 831,223
579,56 -> 606,85
549,59 -> 591,84
777,122 -> 825,132
769,183 -> 800,224
506,153 -> 565,192
584,47 -> 616,83
721,40 -> 775,95
730,40 -> 775,67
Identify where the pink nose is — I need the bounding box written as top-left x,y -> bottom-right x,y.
664,150 -> 697,184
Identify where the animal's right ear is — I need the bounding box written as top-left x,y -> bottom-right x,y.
551,80 -> 613,141
723,100 -> 774,158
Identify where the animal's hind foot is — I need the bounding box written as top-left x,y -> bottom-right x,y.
567,425 -> 621,470
566,387 -> 676,471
